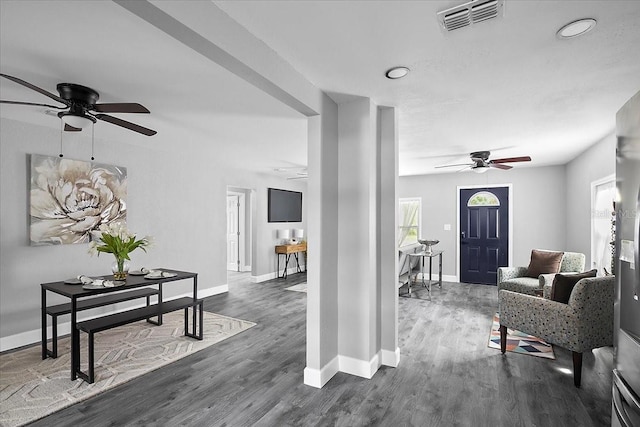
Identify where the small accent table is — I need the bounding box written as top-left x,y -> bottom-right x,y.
406,250 -> 443,299
275,243 -> 307,278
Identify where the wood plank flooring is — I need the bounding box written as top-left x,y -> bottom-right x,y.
31,273 -> 612,426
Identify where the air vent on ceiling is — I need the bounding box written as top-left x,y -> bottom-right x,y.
437,0 -> 505,32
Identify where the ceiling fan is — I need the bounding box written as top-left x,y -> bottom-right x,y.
0,73 -> 156,136
274,167 -> 308,180
435,151 -> 531,173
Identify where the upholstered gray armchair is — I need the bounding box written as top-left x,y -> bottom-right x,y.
498,275 -> 614,387
497,251 -> 586,296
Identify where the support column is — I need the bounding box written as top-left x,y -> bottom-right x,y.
379,106 -> 400,367
304,94 -> 340,388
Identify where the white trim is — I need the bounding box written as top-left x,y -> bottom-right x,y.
304,356 -> 339,388
251,267 -> 305,283
338,352 -> 381,379
442,274 -> 458,283
590,173 -> 616,271
381,347 -> 401,367
242,265 -> 252,272
0,285 -> 228,352
456,184 -> 513,283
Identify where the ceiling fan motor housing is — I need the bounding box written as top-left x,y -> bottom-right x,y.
56,83 -> 99,107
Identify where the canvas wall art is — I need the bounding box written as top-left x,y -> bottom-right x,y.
29,154 -> 127,245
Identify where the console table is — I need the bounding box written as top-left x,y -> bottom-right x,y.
405,250 -> 443,299
275,242 -> 307,278
41,269 -> 199,382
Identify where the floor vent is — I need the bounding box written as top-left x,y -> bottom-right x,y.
437,0 -> 505,32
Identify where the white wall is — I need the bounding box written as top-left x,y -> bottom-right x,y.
0,117 -> 305,349
399,165 -> 567,277
565,132 -> 616,267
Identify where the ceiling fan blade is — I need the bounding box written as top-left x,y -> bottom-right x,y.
490,156 -> 531,164
94,113 -> 157,136
0,73 -> 68,105
92,103 -> 150,113
435,162 -> 474,169
64,124 -> 82,132
490,163 -> 512,170
0,99 -> 67,109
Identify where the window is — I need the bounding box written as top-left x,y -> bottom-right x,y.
467,191 -> 500,206
398,197 -> 421,247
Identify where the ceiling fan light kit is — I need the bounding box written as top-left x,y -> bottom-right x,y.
58,111 -> 95,129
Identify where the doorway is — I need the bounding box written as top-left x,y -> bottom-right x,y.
227,193 -> 243,271
458,185 -> 511,285
227,188 -> 251,273
591,174 -> 615,275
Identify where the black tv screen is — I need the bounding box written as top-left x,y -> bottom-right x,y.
268,188 -> 302,223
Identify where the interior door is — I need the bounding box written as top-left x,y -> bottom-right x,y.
226,195 -> 240,271
460,187 -> 509,285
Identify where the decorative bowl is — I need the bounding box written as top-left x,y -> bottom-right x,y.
418,239 -> 439,253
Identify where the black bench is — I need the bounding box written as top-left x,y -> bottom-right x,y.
44,288 -> 159,358
76,297 -> 203,383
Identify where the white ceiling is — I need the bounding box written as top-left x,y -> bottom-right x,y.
216,0 -> 640,175
1,1 -> 640,176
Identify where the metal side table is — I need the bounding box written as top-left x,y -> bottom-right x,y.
406,250 -> 443,299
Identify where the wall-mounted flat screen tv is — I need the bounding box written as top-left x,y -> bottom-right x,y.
268,188 -> 302,223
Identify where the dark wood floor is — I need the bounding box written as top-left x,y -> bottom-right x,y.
32,273 -> 612,426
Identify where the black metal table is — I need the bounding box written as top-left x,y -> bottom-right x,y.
41,268 -> 198,381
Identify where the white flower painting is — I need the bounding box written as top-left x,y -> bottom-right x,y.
29,154 -> 127,245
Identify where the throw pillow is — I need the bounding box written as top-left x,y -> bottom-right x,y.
526,250 -> 564,278
550,269 -> 598,304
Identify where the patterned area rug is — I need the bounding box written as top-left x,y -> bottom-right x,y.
0,311 -> 255,427
285,282 -> 307,293
488,313 -> 555,359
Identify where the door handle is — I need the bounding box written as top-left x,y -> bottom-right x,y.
461,231 -> 466,239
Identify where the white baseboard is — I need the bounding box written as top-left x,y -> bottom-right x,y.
442,274 -> 458,283
338,352 -> 381,379
381,347 -> 400,367
0,284 -> 228,353
304,356 -> 339,388
251,266 -> 306,283
242,265 -> 252,272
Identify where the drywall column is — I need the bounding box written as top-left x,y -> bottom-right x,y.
336,97 -> 395,378
304,94 -> 340,388
378,106 -> 400,366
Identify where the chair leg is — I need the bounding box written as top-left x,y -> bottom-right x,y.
572,352 -> 582,388
499,325 -> 507,354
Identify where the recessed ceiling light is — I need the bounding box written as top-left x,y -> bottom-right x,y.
557,18 -> 597,39
385,66 -> 409,79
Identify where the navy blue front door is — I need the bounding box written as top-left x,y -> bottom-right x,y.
460,187 -> 509,285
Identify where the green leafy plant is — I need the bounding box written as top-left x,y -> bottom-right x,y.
89,221 -> 151,269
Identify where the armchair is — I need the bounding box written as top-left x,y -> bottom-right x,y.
498,276 -> 614,387
497,251 -> 585,296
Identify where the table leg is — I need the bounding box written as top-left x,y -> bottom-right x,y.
41,288 -> 47,360
283,254 -> 291,279
429,257 -> 433,282
192,275 -> 198,335
277,254 -> 281,278
294,253 -> 301,273
158,284 -> 164,325
439,253 -> 443,288
71,297 -> 78,380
